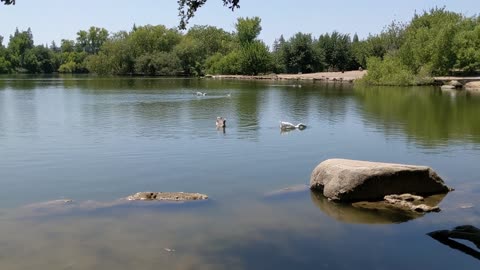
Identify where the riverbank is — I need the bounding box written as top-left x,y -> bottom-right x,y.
209,71 -> 480,90
208,70 -> 367,83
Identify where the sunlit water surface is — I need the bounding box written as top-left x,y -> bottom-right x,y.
0,76 -> 479,269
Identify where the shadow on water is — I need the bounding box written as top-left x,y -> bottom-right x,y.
428,225 -> 480,261
310,191 -> 446,224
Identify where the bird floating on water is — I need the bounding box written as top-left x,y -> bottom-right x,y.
280,121 -> 307,130
196,91 -> 207,96
216,117 -> 226,128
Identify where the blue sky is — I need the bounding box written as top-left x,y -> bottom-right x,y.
0,0 -> 479,47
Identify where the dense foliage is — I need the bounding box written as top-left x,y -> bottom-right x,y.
361,8 -> 480,85
1,8 -> 480,84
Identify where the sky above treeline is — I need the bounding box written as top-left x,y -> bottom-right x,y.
0,0 -> 478,47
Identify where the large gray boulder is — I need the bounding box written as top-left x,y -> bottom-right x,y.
310,159 -> 451,202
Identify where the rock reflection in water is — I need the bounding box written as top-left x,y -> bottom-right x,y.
310,192 -> 446,224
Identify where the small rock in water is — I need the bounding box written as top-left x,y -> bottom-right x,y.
441,85 -> 456,90
127,192 -> 208,201
384,194 -> 440,213
384,193 -> 424,202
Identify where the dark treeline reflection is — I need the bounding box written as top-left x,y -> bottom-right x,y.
354,86 -> 480,147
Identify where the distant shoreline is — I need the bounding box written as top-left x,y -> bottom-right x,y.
207,71 -> 367,83
208,72 -> 480,89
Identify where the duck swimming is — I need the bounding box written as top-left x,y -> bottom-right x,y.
280,121 -> 307,130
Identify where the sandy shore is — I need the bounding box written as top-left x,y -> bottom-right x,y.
209,70 -> 367,83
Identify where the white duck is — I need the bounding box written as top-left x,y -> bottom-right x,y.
280,121 -> 307,130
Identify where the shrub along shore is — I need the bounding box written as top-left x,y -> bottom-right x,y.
1,8 -> 480,86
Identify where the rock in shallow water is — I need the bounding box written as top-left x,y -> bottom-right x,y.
126,192 -> 208,201
465,81 -> 480,92
310,159 -> 451,202
384,194 -> 440,213
441,85 -> 456,90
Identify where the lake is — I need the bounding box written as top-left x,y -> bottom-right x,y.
0,76 -> 479,269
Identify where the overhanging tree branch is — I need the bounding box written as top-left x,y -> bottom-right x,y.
1,0 -> 15,5
178,0 -> 240,29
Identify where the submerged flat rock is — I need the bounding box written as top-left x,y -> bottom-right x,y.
311,191 -> 447,224
264,184 -> 309,198
127,192 -> 208,201
310,159 -> 451,202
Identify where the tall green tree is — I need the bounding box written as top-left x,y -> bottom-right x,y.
7,28 -> 34,70
454,20 -> 480,73
174,36 -> 203,75
317,31 -> 353,71
0,35 -> 11,73
284,32 -> 324,73
271,35 -> 287,73
128,25 -> 181,57
399,8 -> 462,75
85,32 -> 134,75
76,27 -> 109,54
32,45 -> 56,73
236,16 -> 262,45
185,25 -> 234,56
239,41 -> 271,75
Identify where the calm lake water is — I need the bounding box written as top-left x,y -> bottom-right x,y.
0,76 -> 479,269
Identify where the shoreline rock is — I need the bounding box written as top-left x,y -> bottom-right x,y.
465,81 -> 480,92
310,159 -> 451,202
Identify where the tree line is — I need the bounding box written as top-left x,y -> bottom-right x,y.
0,17 -> 361,76
1,8 -> 480,85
